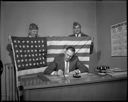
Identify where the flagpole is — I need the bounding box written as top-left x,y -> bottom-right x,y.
9,35 -> 20,101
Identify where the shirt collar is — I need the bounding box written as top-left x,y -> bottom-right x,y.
75,33 -> 81,37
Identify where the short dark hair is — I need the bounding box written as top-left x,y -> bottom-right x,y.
66,46 -> 75,52
29,23 -> 39,30
73,22 -> 81,28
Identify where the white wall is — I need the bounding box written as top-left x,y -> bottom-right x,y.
96,1 -> 127,69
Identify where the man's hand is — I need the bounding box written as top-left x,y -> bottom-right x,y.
51,71 -> 58,75
69,69 -> 81,75
75,69 -> 81,74
51,70 -> 63,76
57,69 -> 63,76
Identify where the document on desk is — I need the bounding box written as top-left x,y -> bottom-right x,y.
42,73 -> 88,82
46,75 -> 65,81
107,71 -> 127,78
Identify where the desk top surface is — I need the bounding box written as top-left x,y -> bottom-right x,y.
20,71 -> 127,90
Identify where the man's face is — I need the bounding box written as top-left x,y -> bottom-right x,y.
29,29 -> 38,37
65,49 -> 74,61
73,25 -> 81,34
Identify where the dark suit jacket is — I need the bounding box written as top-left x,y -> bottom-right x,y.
43,54 -> 89,74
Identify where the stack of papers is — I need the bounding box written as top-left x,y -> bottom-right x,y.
107,71 -> 127,78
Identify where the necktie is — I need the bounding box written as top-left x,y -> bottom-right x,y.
65,61 -> 69,74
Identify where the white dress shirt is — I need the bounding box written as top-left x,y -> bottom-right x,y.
64,61 -> 69,74
75,33 -> 81,37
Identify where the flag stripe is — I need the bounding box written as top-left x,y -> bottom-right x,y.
47,40 -> 92,46
47,48 -> 90,54
84,64 -> 89,69
47,45 -> 91,49
79,56 -> 90,61
47,53 -> 89,58
47,36 -> 91,41
75,53 -> 90,56
47,56 -> 90,63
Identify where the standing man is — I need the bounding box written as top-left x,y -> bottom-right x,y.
69,22 -> 89,37
69,22 -> 94,54
43,46 -> 89,76
28,23 -> 39,38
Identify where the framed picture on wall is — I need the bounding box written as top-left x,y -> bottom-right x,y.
111,21 -> 127,56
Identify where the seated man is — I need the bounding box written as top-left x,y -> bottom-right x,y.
43,46 -> 89,76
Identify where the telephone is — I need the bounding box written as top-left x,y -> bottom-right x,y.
73,72 -> 81,78
95,65 -> 110,75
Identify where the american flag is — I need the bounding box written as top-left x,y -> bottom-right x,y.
11,36 -> 92,87
11,36 -> 92,76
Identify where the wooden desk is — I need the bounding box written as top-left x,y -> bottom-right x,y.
21,72 -> 127,101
